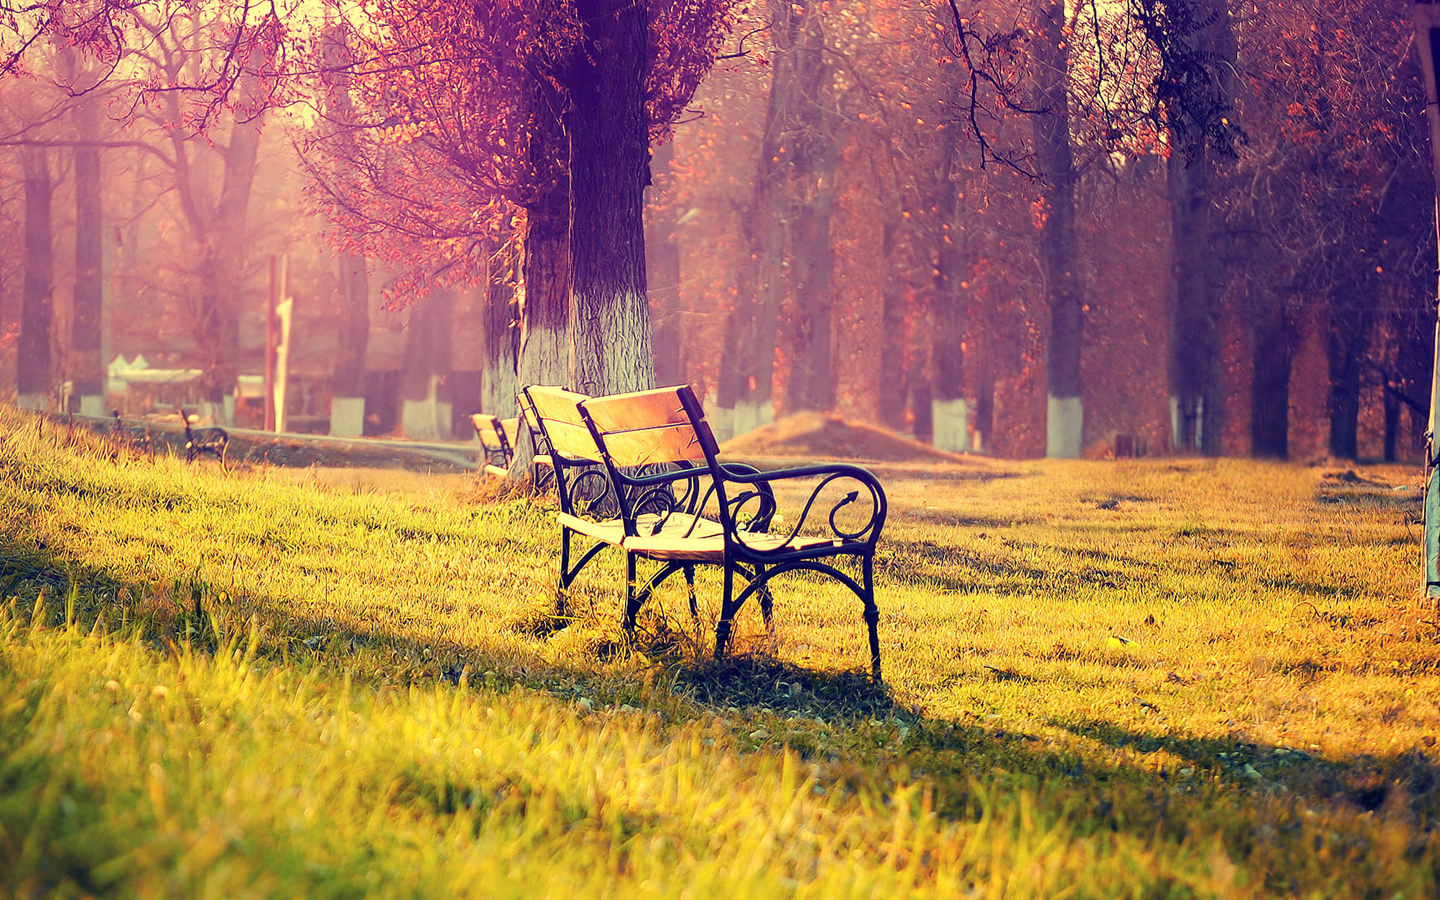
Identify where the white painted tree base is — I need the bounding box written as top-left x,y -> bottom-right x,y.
709,406 -> 736,443
329,397 -> 365,438
1046,395 -> 1083,458
732,399 -> 772,438
17,395 -> 45,412
931,398 -> 970,453
78,395 -> 105,417
1169,395 -> 1203,452
401,398 -> 453,441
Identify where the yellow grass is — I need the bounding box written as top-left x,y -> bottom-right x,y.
2,407 -> 1437,897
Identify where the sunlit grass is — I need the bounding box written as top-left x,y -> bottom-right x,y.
2,407 -> 1437,897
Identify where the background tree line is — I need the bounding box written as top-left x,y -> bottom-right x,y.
0,0 -> 1432,461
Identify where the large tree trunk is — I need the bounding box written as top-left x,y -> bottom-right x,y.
1249,287 -> 1291,457
877,218 -> 908,432
567,0 -> 653,397
1167,146 -> 1222,454
784,121 -> 840,415
930,121 -> 969,452
324,23 -> 371,437
510,65 -> 572,477
400,289 -> 455,440
19,147 -> 53,409
646,140 -> 684,386
1033,0 -> 1083,458
717,0 -> 797,436
196,116 -> 261,420
1326,301 -> 1371,460
329,252 -> 371,436
71,95 -> 105,414
1165,0 -> 1237,456
481,249 -> 519,416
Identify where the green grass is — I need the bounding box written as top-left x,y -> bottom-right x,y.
2,408 -> 1437,897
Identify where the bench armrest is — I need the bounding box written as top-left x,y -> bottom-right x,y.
722,463 -> 887,551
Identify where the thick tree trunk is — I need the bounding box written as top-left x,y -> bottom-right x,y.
329,252 -> 371,436
481,251 -> 519,416
567,0 -> 653,397
19,147 -> 53,408
1033,0 -> 1083,458
72,96 -> 105,413
1165,0 -> 1236,456
1326,302 -> 1371,460
719,0 -> 797,434
1167,146 -> 1222,454
196,116 -> 261,418
1249,288 -> 1291,458
784,124 -> 840,415
400,289 -> 455,440
646,140 -> 684,386
877,218 -> 908,432
930,122 -> 968,452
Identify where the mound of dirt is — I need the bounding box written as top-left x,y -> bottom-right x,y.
719,411 -> 968,464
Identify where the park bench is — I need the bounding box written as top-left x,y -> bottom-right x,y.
470,402 -> 553,486
526,383 -> 889,681
470,414 -> 519,479
578,385 -> 888,680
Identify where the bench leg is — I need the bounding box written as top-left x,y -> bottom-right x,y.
684,565 -> 698,621
622,553 -> 640,635
714,565 -> 738,660
862,554 -> 882,683
755,564 -> 774,633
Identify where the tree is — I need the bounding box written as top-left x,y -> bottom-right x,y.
1031,0 -> 1083,457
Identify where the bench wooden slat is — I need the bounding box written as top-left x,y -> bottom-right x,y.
580,386 -> 692,433
527,386 -> 589,427
540,419 -> 604,462
592,423 -> 705,467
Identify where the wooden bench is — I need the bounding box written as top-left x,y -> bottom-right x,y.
471,401 -> 553,486
523,386 -> 774,624
471,414 -> 518,479
578,385 -> 887,680
547,384 -> 888,681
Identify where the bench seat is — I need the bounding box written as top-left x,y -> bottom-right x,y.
555,511 -> 725,546
624,532 -> 839,562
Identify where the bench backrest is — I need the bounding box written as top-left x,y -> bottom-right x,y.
514,392 -> 551,457
579,385 -> 726,526
525,386 -> 602,464
522,385 -> 611,517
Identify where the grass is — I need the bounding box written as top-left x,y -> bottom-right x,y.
2,407 -> 1437,897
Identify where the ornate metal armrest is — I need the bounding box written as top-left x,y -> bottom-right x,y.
724,464 -> 886,551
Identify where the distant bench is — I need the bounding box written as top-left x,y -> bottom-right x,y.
471,401 -> 552,486
524,384 -> 888,681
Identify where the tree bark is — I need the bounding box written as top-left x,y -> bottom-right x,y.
930,121 -> 968,452
1326,301 -> 1371,460
19,147 -> 53,407
567,0 -> 654,397
195,115 -> 261,413
1165,0 -> 1237,456
481,249 -> 519,415
1249,288 -> 1291,458
877,218 -> 908,432
719,0 -> 798,432
784,121 -> 840,415
1033,0 -> 1083,458
71,96 -> 105,411
400,289 -> 455,440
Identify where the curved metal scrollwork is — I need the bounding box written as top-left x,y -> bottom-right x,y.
730,471 -> 883,555
571,467 -> 619,521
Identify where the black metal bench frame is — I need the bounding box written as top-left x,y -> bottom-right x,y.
577,385 -> 888,681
